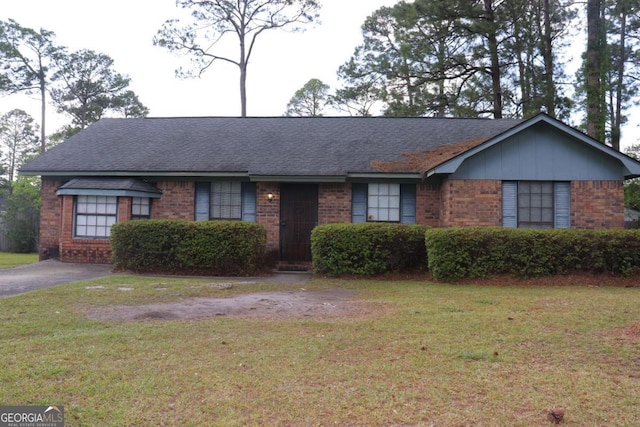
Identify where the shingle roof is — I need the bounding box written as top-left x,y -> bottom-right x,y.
21,116 -> 524,177
58,177 -> 162,194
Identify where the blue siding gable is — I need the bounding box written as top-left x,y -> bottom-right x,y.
451,122 -> 623,181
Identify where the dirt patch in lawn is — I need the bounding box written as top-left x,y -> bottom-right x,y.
615,321 -> 640,340
85,288 -> 385,322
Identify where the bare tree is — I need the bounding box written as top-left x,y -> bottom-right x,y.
154,0 -> 321,117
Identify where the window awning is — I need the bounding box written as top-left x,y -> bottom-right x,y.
56,178 -> 162,198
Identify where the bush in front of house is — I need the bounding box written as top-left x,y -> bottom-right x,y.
425,227 -> 640,281
110,220 -> 267,275
311,223 -> 428,276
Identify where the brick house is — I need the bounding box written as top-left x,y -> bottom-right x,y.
20,113 -> 640,266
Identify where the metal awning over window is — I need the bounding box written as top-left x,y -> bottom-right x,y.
56,178 -> 162,198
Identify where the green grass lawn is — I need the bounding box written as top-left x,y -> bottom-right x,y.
0,252 -> 38,269
1,275 -> 639,426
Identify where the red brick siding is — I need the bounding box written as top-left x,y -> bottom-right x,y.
39,178 -> 63,260
318,183 -> 351,224
39,178 -> 628,264
440,179 -> 502,227
571,180 -> 624,229
152,181 -> 195,219
416,182 -> 442,226
256,182 -> 280,252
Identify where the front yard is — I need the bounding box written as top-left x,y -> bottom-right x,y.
1,275 -> 639,426
0,252 -> 38,269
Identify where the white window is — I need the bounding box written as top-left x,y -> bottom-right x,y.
75,195 -> 118,238
367,183 -> 400,222
211,181 -> 242,219
131,197 -> 151,220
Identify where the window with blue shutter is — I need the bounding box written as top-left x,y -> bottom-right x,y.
195,182 -> 210,221
554,182 -> 571,228
241,182 -> 257,222
351,183 -> 416,224
502,181 -> 518,228
502,181 -> 571,229
194,181 -> 256,222
400,184 -> 416,224
351,183 -> 367,223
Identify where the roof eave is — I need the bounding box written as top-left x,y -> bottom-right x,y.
21,170 -> 252,178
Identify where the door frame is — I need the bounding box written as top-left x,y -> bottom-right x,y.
278,183 -> 318,263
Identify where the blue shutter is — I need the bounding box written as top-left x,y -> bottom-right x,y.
502,181 -> 518,228
241,182 -> 257,222
351,183 -> 367,223
400,184 -> 416,224
195,182 -> 210,221
554,182 -> 571,229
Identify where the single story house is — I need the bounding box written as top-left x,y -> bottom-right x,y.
20,113 -> 640,267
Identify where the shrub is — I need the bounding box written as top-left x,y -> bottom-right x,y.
311,223 -> 428,276
111,220 -> 267,275
1,178 -> 40,253
425,227 -> 640,281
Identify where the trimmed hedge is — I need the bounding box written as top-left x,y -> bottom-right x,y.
311,223 -> 428,276
425,227 -> 640,281
110,220 -> 267,275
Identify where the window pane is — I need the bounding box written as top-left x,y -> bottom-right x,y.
132,197 -> 151,219
517,181 -> 554,228
389,207 -> 400,222
367,183 -> 400,223
75,196 -> 117,238
210,181 -> 242,219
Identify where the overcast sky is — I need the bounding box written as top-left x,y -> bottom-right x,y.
2,1 -> 639,150
0,0 -> 400,128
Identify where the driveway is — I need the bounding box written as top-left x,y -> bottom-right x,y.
0,259 -> 116,297
0,259 -> 311,298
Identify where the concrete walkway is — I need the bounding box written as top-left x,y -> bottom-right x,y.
0,259 -> 116,297
0,259 -> 311,298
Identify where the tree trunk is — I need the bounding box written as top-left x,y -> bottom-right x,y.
40,82 -> 46,154
39,66 -> 47,153
541,0 -> 556,117
484,0 -> 503,118
239,22 -> 248,117
586,0 -> 605,141
611,9 -> 627,151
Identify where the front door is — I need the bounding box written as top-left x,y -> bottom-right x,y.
279,184 -> 318,262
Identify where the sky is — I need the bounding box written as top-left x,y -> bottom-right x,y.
0,0 -> 401,131
1,1 -> 638,151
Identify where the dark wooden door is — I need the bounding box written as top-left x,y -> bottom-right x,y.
279,184 -> 318,262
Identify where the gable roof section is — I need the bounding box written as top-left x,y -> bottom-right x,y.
21,116 -> 523,180
427,114 -> 640,179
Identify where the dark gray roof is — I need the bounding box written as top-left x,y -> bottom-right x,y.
58,177 -> 161,193
21,116 -> 524,178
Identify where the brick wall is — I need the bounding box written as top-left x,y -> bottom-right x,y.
571,180 -> 624,229
416,182 -> 442,226
39,178 -> 63,260
39,177 -> 628,264
256,182 -> 280,254
152,181 -> 195,219
440,179 -> 502,227
318,183 -> 351,224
